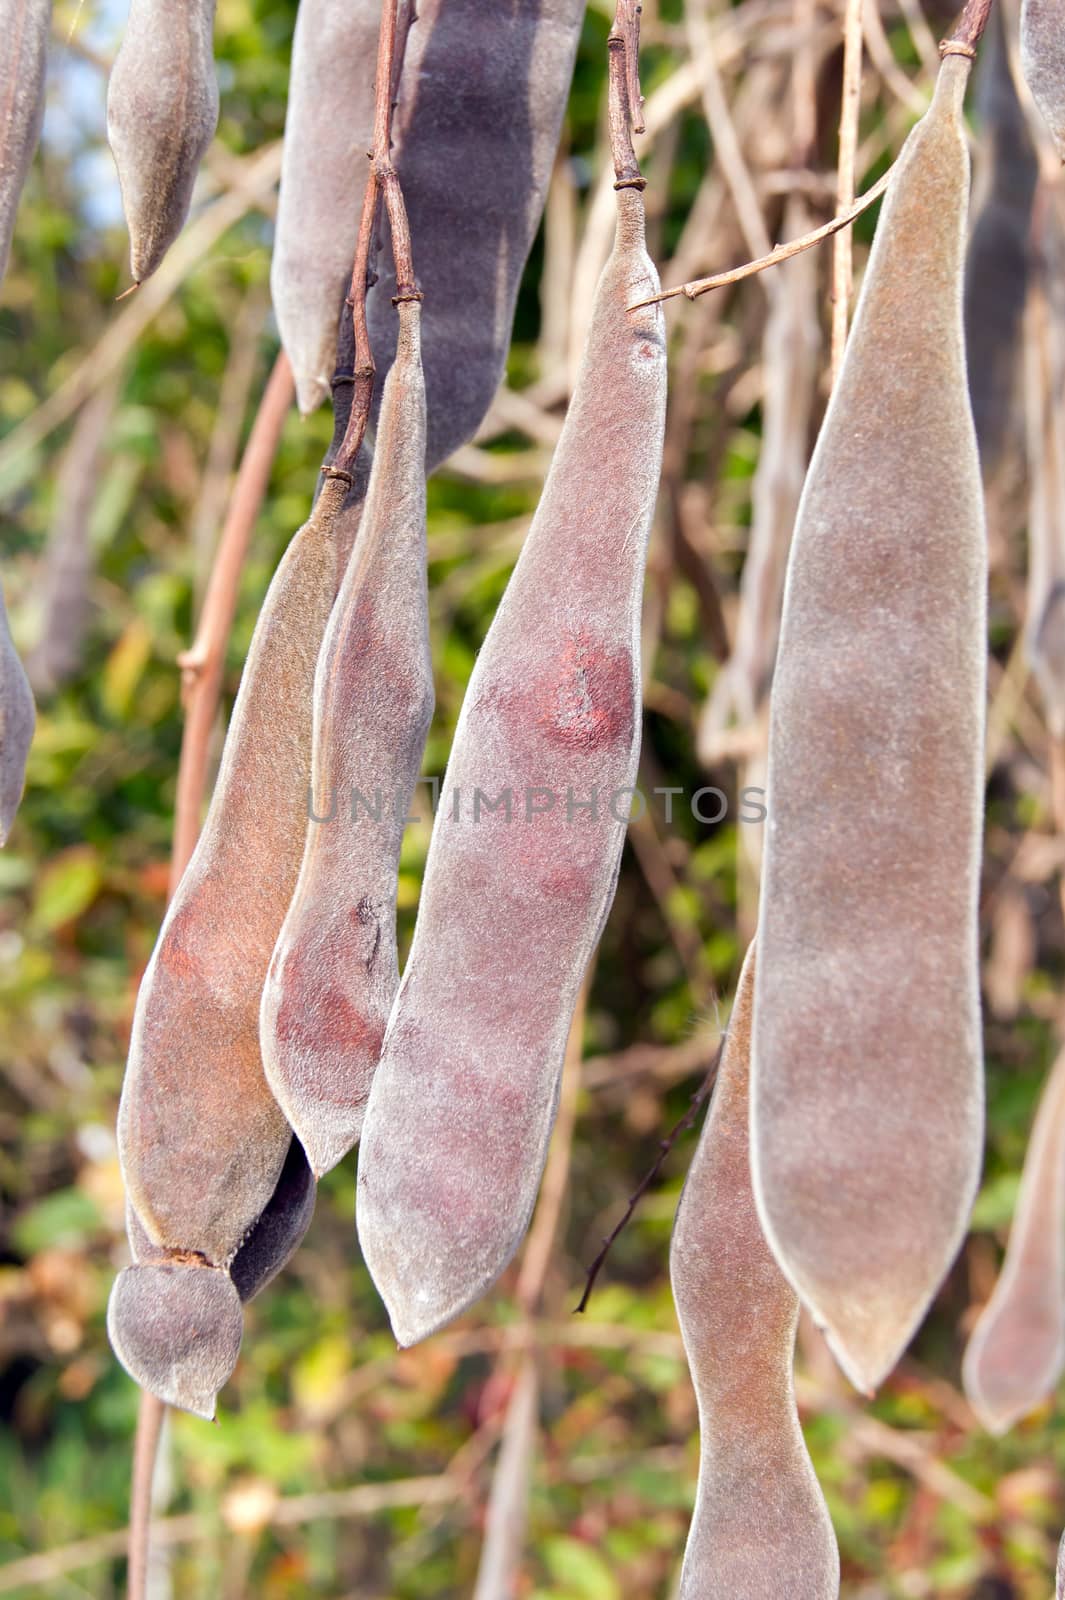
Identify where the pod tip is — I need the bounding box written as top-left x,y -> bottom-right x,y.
295,372 -> 330,417
107,1261 -> 243,1419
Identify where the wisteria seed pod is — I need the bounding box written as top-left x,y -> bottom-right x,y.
1058,1526 -> 1065,1597
270,0 -> 381,417
963,1 -> 1039,476
106,0 -> 219,284
671,946 -> 839,1600
752,55 -> 986,1395
262,301 -> 433,1175
0,582 -> 35,845
107,1260 -> 243,1420
117,472 -> 358,1273
0,0 -> 49,285
962,1046 -> 1065,1433
368,0 -> 586,470
356,182 -> 667,1347
1021,0 -> 1065,162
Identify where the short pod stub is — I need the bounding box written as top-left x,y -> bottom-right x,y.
751,54 -> 986,1395
107,1261 -> 243,1419
962,1046 -> 1065,1434
671,946 -> 839,1600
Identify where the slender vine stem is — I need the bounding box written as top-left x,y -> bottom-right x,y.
332,0 -> 415,477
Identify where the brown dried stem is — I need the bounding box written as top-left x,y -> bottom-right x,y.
942,0 -> 996,55
630,163 -> 894,307
607,1 -> 647,188
831,0 -> 865,382
333,0 -> 416,477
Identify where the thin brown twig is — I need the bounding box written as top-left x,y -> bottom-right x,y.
333,0 -> 416,476
607,1 -> 647,187
942,0 -> 996,55
575,1036 -> 724,1313
126,1394 -> 165,1600
831,0 -> 864,382
629,162 -> 893,307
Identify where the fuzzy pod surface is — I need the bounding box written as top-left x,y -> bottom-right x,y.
117,473 -> 359,1271
1021,0 -> 1065,161
368,0 -> 585,470
262,303 -> 433,1175
752,56 -> 986,1396
271,0 -> 381,417
962,1045 -> 1065,1433
0,583 -> 34,844
107,1260 -> 243,1420
356,183 -> 667,1347
0,0 -> 49,285
106,0 -> 219,283
671,946 -> 839,1600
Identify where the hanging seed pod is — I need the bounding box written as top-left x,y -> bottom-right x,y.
0,0 -> 49,285
1021,0 -> 1065,162
1058,1526 -> 1065,1598
356,181 -> 667,1347
752,55 -> 986,1395
0,582 -> 35,845
671,946 -> 839,1600
116,473 -> 361,1273
1024,187 -> 1065,732
271,0 -> 380,417
261,301 -> 433,1176
367,0 -> 585,470
964,1 -> 1039,477
106,0 -> 219,284
962,1046 -> 1065,1433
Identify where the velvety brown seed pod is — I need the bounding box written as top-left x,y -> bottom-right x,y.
962,1046 -> 1065,1433
117,473 -> 360,1269
0,582 -> 35,844
0,0 -> 49,285
752,56 -> 986,1395
106,0 -> 219,283
964,2 -> 1039,476
1021,0 -> 1065,162
126,1135 -> 316,1306
262,303 -> 433,1176
671,947 -> 839,1600
107,1261 -> 243,1420
271,0 -> 380,416
356,184 -> 667,1347
368,0 -> 585,470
